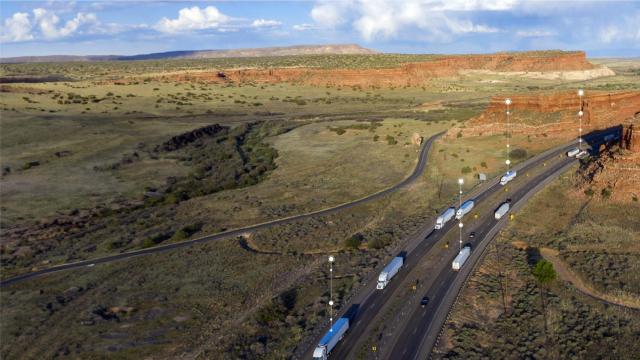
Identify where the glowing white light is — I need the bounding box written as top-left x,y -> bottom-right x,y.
459,222 -> 464,228
329,300 -> 334,306
506,111 -> 510,115
505,98 -> 512,105
458,178 -> 464,185
578,89 -> 584,97
578,110 -> 584,117
506,159 -> 511,165
506,144 -> 510,148
328,256 -> 334,262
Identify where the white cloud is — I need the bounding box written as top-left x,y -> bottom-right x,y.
516,29 -> 555,37
597,12 -> 640,43
33,9 -> 97,39
1,12 -> 33,42
293,23 -> 318,31
312,0 -> 503,41
155,6 -> 230,33
251,19 -> 282,29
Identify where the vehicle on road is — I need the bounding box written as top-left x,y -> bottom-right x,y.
468,232 -> 476,239
494,202 -> 510,220
420,296 -> 430,308
500,170 -> 517,185
566,148 -> 580,157
455,200 -> 475,220
377,256 -> 404,290
313,317 -> 350,360
452,246 -> 472,271
576,150 -> 589,159
435,207 -> 456,230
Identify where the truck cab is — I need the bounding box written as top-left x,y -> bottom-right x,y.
313,346 -> 328,360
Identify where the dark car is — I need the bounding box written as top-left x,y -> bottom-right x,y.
469,231 -> 476,239
420,296 -> 430,308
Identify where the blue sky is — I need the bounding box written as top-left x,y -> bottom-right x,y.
1,1 -> 639,58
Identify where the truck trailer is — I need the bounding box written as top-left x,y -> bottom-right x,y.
377,256 -> 404,290
455,200 -> 475,220
452,246 -> 471,271
494,202 -> 510,220
566,148 -> 580,157
313,317 -> 350,360
435,207 -> 456,230
500,170 -> 517,185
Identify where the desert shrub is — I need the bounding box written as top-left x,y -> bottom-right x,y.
480,161 -> 488,168
345,233 -> 364,250
601,187 -> 612,199
509,148 -> 528,160
461,166 -> 472,174
386,135 -> 397,145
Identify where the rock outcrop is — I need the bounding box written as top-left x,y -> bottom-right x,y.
449,91 -> 640,141
170,51 -> 602,88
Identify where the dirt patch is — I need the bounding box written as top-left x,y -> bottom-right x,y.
540,247 -> 640,309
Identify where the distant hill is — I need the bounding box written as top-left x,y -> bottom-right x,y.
0,44 -> 377,63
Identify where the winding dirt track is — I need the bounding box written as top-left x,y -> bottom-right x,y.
0,132 -> 444,287
540,247 -> 640,310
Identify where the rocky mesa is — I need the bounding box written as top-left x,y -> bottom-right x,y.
174,51 -> 606,87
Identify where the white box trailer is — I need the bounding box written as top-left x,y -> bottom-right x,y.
435,207 -> 456,230
494,202 -> 510,220
567,148 -> 580,157
455,200 -> 474,220
377,256 -> 404,289
452,246 -> 471,271
500,170 -> 517,185
313,317 -> 350,360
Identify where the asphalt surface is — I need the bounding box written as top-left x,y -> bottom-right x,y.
302,129 -> 616,360
389,155 -> 576,360
301,140 -> 584,359
1,132 -> 444,287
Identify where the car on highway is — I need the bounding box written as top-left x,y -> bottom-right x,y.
420,296 -> 430,308
576,150 -> 589,159
468,231 -> 476,239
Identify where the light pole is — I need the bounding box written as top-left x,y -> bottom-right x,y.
458,178 -> 464,251
328,255 -> 334,331
578,89 -> 584,150
505,98 -> 512,170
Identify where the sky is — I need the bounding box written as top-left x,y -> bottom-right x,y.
1,0 -> 639,58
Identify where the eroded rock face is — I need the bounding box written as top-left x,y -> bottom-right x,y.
449,91 -> 640,144
170,51 -> 598,88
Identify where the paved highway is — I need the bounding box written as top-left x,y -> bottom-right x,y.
1,132 -> 444,287
301,129 -> 615,359
388,155 -> 576,360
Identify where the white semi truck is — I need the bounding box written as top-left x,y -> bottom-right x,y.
494,202 -> 510,220
566,148 -> 580,157
500,170 -> 517,185
452,246 -> 471,271
455,200 -> 475,220
435,207 -> 456,230
313,317 -> 350,360
377,256 -> 404,290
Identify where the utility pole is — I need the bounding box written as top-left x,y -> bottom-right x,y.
458,178 -> 464,251
578,89 -> 584,150
505,98 -> 512,170
328,255 -> 334,332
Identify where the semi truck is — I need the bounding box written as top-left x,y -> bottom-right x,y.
500,170 -> 517,185
455,200 -> 474,220
377,256 -> 404,290
452,246 -> 471,271
313,317 -> 350,360
566,148 -> 580,157
435,207 -> 456,230
494,202 -> 510,220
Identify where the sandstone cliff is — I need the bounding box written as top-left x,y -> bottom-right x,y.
171,51 -> 602,87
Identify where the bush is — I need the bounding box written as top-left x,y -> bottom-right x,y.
509,148 -> 528,160
461,166 -> 472,174
335,128 -> 346,135
345,233 -> 364,250
386,135 -> 397,145
601,187 -> 612,199
373,135 -> 379,141
584,188 -> 595,196
480,161 -> 488,168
